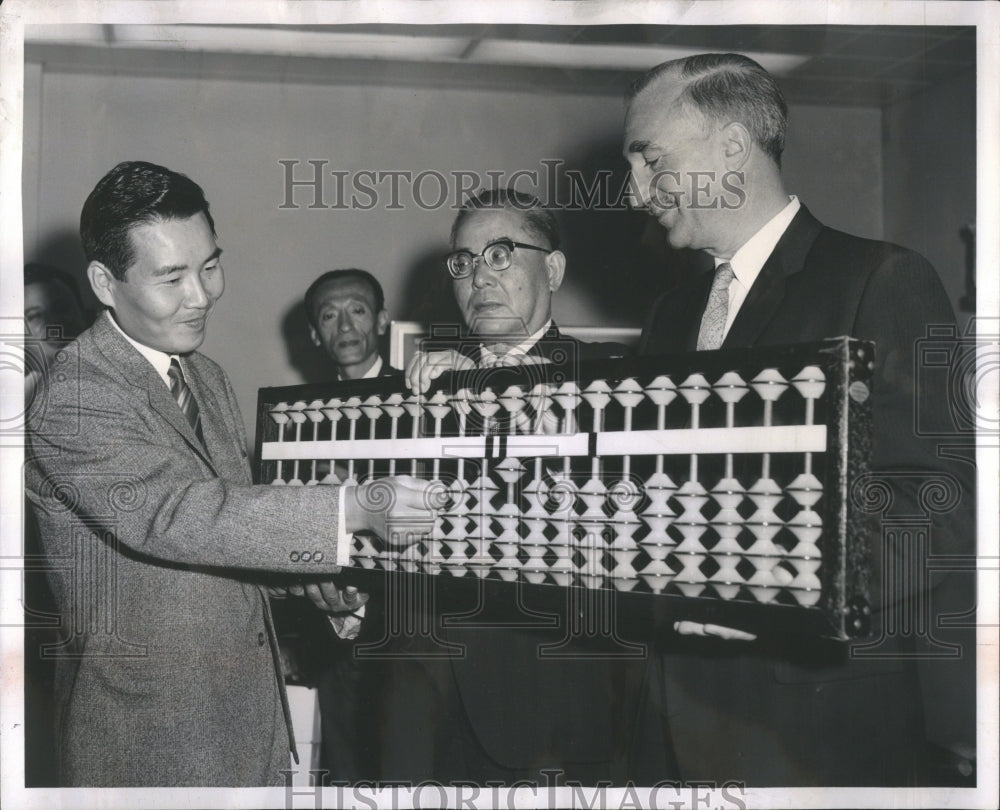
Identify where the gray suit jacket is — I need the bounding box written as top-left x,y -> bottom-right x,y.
25,313 -> 349,786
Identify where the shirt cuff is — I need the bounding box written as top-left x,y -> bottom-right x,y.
328,607 -> 365,640
336,484 -> 355,567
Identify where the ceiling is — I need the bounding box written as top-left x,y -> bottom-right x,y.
25,23 -> 976,108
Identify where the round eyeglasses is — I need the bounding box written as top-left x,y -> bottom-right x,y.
446,238 -> 551,279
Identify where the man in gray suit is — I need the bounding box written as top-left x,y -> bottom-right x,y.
24,161 -> 435,787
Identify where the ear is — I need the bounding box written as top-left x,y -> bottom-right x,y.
309,325 -> 321,347
545,250 -> 566,293
720,121 -> 752,171
376,309 -> 389,336
87,261 -> 118,309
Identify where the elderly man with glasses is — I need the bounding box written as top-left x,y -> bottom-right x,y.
381,187 -> 639,786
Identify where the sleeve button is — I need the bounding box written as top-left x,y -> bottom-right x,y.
289,551 -> 299,562
314,551 -> 323,562
301,551 -> 312,562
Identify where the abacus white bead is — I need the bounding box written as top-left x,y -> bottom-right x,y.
305,399 -> 326,423
495,457 -> 526,484
287,400 -> 308,424
498,385 -> 527,413
341,397 -> 363,420
552,381 -> 582,410
645,375 -> 678,407
750,368 -> 789,401
714,371 -> 749,404
581,379 -> 612,410
361,394 -> 384,421
787,472 -> 824,507
787,509 -> 823,547
269,401 -> 290,425
791,365 -> 826,400
450,388 -> 473,417
382,392 -> 406,419
321,398 -> 343,421
613,377 -> 646,409
469,389 -> 501,418
401,394 -> 423,418
678,373 -> 712,405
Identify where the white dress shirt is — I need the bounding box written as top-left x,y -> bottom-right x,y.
105,310 -> 176,388
338,354 -> 383,381
479,319 -> 553,366
718,196 -> 801,339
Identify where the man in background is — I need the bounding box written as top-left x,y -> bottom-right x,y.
296,267 -> 403,781
305,268 -> 399,383
396,188 -> 638,785
624,53 -> 976,785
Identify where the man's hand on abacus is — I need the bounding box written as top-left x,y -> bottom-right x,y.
344,475 -> 446,545
405,349 -> 475,395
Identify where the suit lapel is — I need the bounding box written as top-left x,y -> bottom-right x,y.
183,358 -> 249,481
722,205 -> 824,349
90,313 -> 219,474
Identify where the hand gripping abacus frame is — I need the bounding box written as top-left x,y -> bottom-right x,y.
255,337 -> 875,641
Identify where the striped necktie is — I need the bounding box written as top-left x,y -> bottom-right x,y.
696,261 -> 735,351
167,357 -> 205,447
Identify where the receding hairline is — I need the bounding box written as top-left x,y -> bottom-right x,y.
625,79 -> 708,154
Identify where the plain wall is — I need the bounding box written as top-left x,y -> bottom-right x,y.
882,70 -> 976,333
24,65 -> 885,440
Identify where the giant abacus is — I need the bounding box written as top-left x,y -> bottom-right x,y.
255,337 -> 875,640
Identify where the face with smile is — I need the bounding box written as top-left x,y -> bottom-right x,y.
309,276 -> 388,378
89,213 -> 223,355
624,80 -> 731,255
451,208 -> 564,343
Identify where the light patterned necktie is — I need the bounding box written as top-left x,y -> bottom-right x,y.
696,261 -> 735,351
167,357 -> 205,447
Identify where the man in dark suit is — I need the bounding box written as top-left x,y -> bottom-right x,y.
623,54 -> 976,785
390,188 -> 638,785
23,161 -> 435,786
299,267 -> 404,781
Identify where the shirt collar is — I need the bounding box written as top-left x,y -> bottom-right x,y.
338,355 -> 383,381
479,319 -> 552,367
104,309 -> 175,388
718,196 -> 801,286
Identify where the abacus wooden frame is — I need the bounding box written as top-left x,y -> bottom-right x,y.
254,336 -> 875,641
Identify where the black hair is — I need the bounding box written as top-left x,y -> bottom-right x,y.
304,268 -> 386,329
449,187 -> 560,251
80,161 -> 216,280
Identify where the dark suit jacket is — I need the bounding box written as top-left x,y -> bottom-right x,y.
440,326 -> 639,771
25,313 -> 353,786
638,205 -> 975,784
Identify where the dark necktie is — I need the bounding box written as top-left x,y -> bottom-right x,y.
696,261 -> 735,351
168,357 -> 205,447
